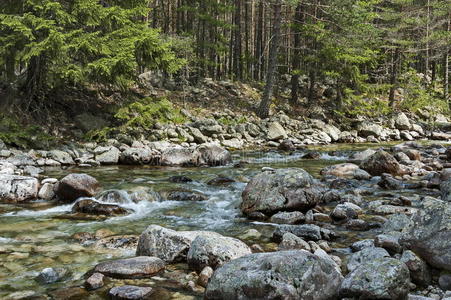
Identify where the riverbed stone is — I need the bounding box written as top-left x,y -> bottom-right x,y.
163,190 -> 207,201
136,225 -> 222,263
358,122 -> 383,138
269,211 -> 305,224
278,232 -> 311,251
383,213 -> 412,232
98,189 -> 133,204
205,250 -> 343,300
38,183 -> 55,200
198,266 -> 213,288
320,163 -> 370,180
93,256 -> 164,279
120,148 -> 158,165
374,234 -> 402,254
330,202 -> 362,221
48,150 -> 74,165
347,247 -> 390,272
72,198 -> 130,216
340,257 -> 410,299
360,150 -> 402,176
108,285 -> 153,300
187,235 -> 251,271
84,272 -> 105,290
400,250 -> 431,286
0,161 -> 15,174
94,146 -> 120,165
439,272 -> 451,290
206,176 -> 235,186
267,122 -> 288,140
197,144 -> 232,166
94,235 -> 138,250
345,219 -> 370,231
400,196 -> 451,271
394,112 -> 412,130
272,224 -> 322,242
351,149 -> 377,161
36,267 -> 67,284
241,168 -> 322,216
55,173 -> 99,203
350,239 -> 375,252
440,178 -> 451,202
189,127 -> 208,143
0,174 -> 39,203
160,147 -> 198,166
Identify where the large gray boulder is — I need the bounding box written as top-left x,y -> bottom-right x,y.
205,250 -> 343,300
346,247 -> 390,272
358,122 -> 383,138
120,148 -> 158,165
55,173 -> 100,203
187,235 -> 251,271
360,150 -> 402,176
394,112 -> 411,130
93,256 -> 164,279
197,144 -> 232,166
267,122 -> 288,141
400,197 -> 451,271
48,150 -> 74,165
160,147 -> 199,166
241,168 -> 322,216
136,225 -> 222,263
320,163 -> 370,180
340,257 -> 410,300
440,179 -> 451,202
0,174 -> 39,203
94,146 -> 120,165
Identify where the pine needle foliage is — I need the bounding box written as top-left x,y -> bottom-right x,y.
0,0 -> 184,107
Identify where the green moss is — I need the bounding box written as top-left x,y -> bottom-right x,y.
217,115 -> 247,126
85,96 -> 187,142
85,127 -> 115,143
0,116 -> 55,149
115,96 -> 187,129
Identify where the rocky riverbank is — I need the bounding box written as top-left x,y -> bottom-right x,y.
1,109 -> 450,175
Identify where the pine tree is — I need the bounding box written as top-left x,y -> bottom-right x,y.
0,0 -> 183,109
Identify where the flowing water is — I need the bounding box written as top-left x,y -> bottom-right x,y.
0,144 -> 428,299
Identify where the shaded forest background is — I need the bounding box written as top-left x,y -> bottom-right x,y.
0,0 -> 450,143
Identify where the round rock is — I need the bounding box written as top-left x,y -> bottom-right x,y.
205,250 -> 343,300
93,256 -> 165,279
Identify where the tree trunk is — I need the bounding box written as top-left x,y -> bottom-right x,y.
445,16 -> 450,104
233,0 -> 242,80
290,3 -> 302,106
257,1 -> 282,119
389,48 -> 400,107
254,1 -> 264,81
445,50 -> 449,103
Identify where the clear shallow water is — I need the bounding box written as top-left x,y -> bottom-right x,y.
0,144 -> 422,299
